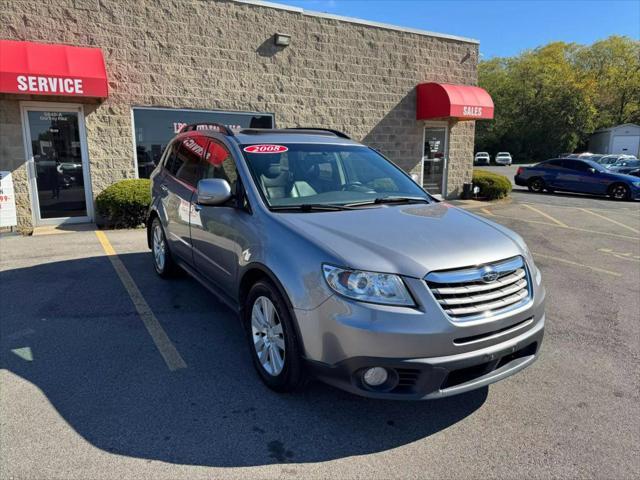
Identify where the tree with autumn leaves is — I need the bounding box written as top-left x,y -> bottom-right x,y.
475,36 -> 640,161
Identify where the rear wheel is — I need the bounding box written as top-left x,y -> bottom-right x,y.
527,177 -> 545,193
244,280 -> 305,392
151,217 -> 178,277
609,183 -> 630,201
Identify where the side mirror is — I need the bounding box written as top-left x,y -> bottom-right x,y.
196,178 -> 232,206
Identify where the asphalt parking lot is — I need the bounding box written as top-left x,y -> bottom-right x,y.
1,193 -> 639,479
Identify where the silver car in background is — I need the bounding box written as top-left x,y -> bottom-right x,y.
495,152 -> 513,165
148,125 -> 545,399
474,152 -> 490,165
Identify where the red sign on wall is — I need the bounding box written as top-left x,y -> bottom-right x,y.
0,40 -> 108,98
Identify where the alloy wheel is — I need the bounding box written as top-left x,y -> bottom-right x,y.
530,178 -> 544,192
251,296 -> 286,376
153,223 -> 166,271
611,185 -> 628,200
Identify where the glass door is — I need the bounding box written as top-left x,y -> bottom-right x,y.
422,125 -> 448,196
22,105 -> 93,225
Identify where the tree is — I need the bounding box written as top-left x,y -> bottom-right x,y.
476,36 -> 640,161
575,36 -> 640,128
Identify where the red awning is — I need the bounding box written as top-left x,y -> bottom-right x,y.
0,40 -> 108,98
416,82 -> 493,120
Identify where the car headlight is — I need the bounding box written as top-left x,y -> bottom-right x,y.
632,181 -> 640,188
322,265 -> 415,306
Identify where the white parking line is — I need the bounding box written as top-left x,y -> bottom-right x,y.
476,210 -> 639,241
532,252 -> 622,277
578,208 -> 640,234
522,204 -> 568,227
95,231 -> 187,372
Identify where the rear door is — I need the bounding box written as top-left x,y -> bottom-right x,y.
161,134 -> 206,265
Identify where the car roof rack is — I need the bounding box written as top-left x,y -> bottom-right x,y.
286,127 -> 351,139
239,127 -> 351,139
179,123 -> 234,136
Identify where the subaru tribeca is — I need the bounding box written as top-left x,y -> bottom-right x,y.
148,124 -> 545,399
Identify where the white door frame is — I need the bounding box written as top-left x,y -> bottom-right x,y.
20,102 -> 94,226
422,120 -> 450,198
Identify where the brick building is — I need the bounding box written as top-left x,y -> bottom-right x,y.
0,0 -> 493,233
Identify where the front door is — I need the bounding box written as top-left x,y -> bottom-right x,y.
190,139 -> 243,297
22,104 -> 93,225
423,125 -> 448,196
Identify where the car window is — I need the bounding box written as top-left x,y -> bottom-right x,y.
563,160 -> 593,173
163,140 -> 179,172
166,136 -> 206,186
543,159 -> 564,168
201,140 -> 238,191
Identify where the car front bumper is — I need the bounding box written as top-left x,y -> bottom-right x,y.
307,318 -> 543,400
295,265 -> 546,399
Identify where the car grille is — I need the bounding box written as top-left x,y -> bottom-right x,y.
425,256 -> 532,321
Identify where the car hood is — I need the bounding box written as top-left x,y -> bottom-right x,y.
275,202 -> 523,278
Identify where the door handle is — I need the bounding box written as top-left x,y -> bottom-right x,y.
160,184 -> 168,192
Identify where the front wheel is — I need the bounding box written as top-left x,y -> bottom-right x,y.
244,280 -> 305,392
609,183 -> 630,201
527,177 -> 545,193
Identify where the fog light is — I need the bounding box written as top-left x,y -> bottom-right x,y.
363,367 -> 388,387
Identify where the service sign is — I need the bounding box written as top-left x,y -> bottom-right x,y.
0,171 -> 18,228
243,145 -> 289,154
0,72 -> 108,97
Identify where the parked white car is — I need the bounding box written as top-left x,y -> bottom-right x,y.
474,152 -> 490,165
495,152 -> 513,165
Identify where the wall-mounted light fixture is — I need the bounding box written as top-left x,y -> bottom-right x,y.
274,33 -> 291,47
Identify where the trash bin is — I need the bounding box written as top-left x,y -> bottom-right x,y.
462,182 -> 473,199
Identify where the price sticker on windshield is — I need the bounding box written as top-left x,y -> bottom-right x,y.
243,145 -> 289,154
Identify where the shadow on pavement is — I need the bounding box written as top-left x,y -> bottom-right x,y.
0,253 -> 486,467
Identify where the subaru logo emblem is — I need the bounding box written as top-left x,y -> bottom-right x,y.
481,268 -> 499,283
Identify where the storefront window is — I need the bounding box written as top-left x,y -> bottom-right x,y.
132,107 -> 274,178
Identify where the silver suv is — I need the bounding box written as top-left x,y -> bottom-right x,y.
148,124 -> 545,399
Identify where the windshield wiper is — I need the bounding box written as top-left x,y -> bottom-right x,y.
270,203 -> 355,212
344,196 -> 431,207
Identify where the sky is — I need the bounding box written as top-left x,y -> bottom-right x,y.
270,0 -> 640,58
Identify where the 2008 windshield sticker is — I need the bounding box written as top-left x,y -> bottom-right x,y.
243,145 -> 289,154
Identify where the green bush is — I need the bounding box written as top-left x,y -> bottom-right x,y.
96,179 -> 151,228
472,170 -> 512,200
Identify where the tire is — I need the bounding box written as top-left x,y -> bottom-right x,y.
527,177 -> 545,193
150,217 -> 178,277
244,280 -> 305,392
609,183 -> 630,201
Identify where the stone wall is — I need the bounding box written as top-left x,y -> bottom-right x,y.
0,0 -> 478,231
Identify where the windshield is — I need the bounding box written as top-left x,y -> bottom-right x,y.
241,144 -> 430,208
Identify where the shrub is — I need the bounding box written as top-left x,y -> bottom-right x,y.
472,170 -> 512,200
96,179 -> 151,228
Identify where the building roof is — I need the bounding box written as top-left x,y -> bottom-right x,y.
594,123 -> 640,134
234,0 -> 480,44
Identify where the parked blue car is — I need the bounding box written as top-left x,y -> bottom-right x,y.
515,158 -> 640,201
